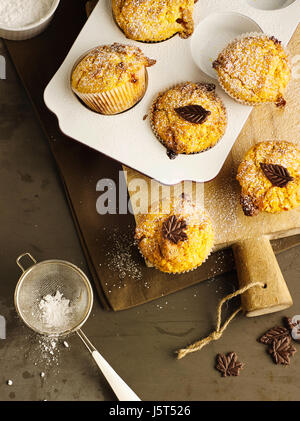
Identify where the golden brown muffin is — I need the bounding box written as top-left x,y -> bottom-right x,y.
112,0 -> 195,42
237,141 -> 300,216
135,195 -> 214,273
150,82 -> 227,157
71,43 -> 156,114
213,35 -> 291,107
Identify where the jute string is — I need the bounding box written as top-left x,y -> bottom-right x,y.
176,281 -> 265,359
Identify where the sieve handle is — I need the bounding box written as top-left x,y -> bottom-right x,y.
16,253 -> 37,273
77,329 -> 141,401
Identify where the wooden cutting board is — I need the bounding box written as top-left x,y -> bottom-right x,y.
125,23 -> 300,317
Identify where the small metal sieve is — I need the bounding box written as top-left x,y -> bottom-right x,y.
15,253 -> 140,401
15,253 -> 92,337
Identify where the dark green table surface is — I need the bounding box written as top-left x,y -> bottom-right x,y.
1,9 -> 300,401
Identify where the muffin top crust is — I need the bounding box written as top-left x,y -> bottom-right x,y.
213,35 -> 291,106
112,0 -> 195,42
135,195 -> 214,273
237,141 -> 300,215
151,82 -> 227,155
71,43 -> 156,93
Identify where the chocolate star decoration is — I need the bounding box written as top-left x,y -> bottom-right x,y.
268,336 -> 296,365
174,105 -> 211,124
215,352 -> 245,377
260,163 -> 294,188
258,326 -> 290,345
162,215 -> 188,244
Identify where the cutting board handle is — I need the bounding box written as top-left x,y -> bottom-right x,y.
232,237 -> 293,317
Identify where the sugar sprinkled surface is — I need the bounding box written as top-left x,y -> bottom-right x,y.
103,226 -> 142,283
205,167 -> 242,243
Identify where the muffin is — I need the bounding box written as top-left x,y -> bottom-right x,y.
237,141 -> 300,216
135,195 -> 214,273
112,0 -> 195,42
150,82 -> 227,157
71,43 -> 156,114
213,35 -> 291,107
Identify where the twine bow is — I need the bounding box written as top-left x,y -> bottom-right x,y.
177,281 -> 265,360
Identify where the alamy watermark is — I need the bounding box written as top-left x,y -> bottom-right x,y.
96,171 -> 204,216
0,55 -> 6,80
0,315 -> 6,339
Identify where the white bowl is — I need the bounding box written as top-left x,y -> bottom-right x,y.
0,0 -> 60,41
246,0 -> 297,11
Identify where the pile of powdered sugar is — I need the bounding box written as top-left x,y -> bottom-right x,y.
39,290 -> 73,333
0,0 -> 54,28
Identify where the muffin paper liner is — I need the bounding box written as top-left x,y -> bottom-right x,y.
149,82 -> 227,156
214,32 -> 291,107
72,67 -> 147,115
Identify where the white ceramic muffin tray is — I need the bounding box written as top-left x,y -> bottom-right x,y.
44,0 -> 300,185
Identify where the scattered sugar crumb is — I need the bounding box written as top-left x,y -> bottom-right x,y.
7,380 -> 13,386
38,336 -> 60,365
103,227 -> 143,285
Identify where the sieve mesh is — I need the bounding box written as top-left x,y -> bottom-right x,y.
15,260 -> 93,336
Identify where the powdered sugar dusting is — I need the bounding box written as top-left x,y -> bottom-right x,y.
112,0 -> 195,41
103,226 -> 143,284
72,43 -> 155,93
39,291 -> 73,333
0,0 -> 54,28
204,166 -> 242,243
214,34 -> 290,104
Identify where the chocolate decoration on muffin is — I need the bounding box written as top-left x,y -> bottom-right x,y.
162,215 -> 188,244
174,105 -> 211,124
151,82 -> 227,156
